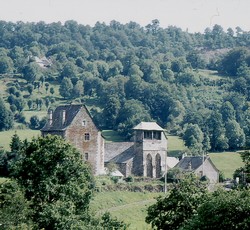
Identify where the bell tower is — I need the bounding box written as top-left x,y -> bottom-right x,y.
132,122 -> 167,178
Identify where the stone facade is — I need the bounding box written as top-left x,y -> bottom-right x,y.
105,122 -> 168,178
41,104 -> 104,175
41,105 -> 168,178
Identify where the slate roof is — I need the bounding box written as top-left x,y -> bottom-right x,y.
176,156 -> 209,171
104,142 -> 135,163
133,122 -> 164,131
41,104 -> 85,131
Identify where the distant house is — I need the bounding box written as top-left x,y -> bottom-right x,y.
41,104 -> 105,175
175,156 -> 219,183
41,104 -> 168,178
34,56 -> 52,68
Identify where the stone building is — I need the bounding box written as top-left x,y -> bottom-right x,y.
41,104 -> 105,175
105,122 -> 168,178
175,156 -> 219,183
41,104 -> 168,178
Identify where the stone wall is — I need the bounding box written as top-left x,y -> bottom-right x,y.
64,107 -> 104,175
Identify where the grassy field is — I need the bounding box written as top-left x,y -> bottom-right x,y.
167,134 -> 186,157
0,129 -> 40,151
209,152 -> 244,178
90,191 -> 160,229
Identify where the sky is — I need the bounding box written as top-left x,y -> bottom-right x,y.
0,0 -> 249,33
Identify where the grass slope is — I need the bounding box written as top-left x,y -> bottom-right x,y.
0,129 -> 40,151
209,152 -> 244,178
167,135 -> 186,157
90,191 -> 160,229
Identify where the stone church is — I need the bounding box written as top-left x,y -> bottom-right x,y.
41,104 -> 167,178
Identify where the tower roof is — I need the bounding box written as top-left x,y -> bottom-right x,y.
133,122 -> 164,131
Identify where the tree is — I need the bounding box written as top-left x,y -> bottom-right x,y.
0,97 -> 14,131
182,123 -> 204,154
0,180 -> 32,229
183,189 -> 250,230
146,174 -> 208,230
60,61 -> 78,80
45,82 -> 50,93
27,83 -> 34,95
22,62 -> 41,83
219,47 -> 249,76
13,135 -> 94,229
0,55 -> 14,74
29,115 -> 40,129
207,110 -> 228,151
50,87 -> 55,95
234,150 -> 250,185
117,99 -> 151,139
59,77 -> 73,99
102,95 -> 121,129
225,119 -> 245,150
27,99 -> 33,110
72,80 -> 84,98
220,101 -> 236,122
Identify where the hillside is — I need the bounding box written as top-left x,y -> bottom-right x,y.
0,20 -> 250,158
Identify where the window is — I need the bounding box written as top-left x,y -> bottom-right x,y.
82,120 -> 86,126
84,153 -> 89,161
153,131 -> 161,140
84,133 -> 90,141
144,131 -> 161,140
144,131 -> 152,139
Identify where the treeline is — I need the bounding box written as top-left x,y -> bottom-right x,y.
1,20 -> 250,153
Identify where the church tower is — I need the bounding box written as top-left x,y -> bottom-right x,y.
132,122 -> 167,178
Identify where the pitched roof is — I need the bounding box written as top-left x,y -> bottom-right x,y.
176,156 -> 208,171
167,157 -> 179,168
41,104 -> 85,131
133,122 -> 164,131
104,142 -> 135,163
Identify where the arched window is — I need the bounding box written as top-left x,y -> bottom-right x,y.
155,153 -> 161,178
146,154 -> 153,178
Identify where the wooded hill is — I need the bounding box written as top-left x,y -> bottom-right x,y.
0,20 -> 250,154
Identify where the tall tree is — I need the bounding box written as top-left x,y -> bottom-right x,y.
59,77 -> 73,99
13,135 -> 94,229
0,97 -> 14,131
146,174 -> 208,230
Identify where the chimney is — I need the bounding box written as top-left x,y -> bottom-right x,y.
48,109 -> 53,126
62,110 -> 66,124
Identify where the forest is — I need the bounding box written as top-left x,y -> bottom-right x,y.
0,19 -> 250,154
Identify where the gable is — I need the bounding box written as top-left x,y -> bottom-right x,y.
41,104 -> 98,132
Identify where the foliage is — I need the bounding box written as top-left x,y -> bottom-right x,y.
0,97 -> 14,131
99,212 -> 129,229
146,174 -> 208,230
12,134 -> 95,229
0,180 -> 33,229
182,189 -> 250,230
234,150 -> 250,185
1,20 -> 250,151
